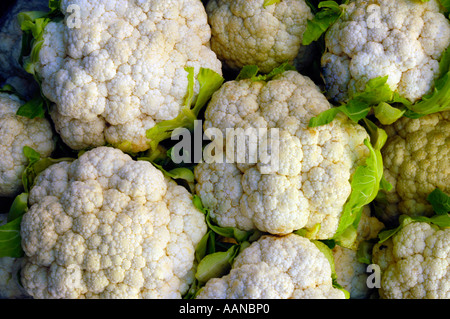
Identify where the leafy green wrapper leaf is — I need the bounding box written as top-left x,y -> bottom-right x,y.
236,62 -> 296,82
188,194 -> 258,297
356,240 -> 376,265
0,217 -> 24,258
195,245 -> 240,284
311,46 -> 450,127
302,1 -> 344,46
309,76 -> 394,127
441,0 -> 450,10
378,214 -> 450,244
140,158 -> 195,184
362,118 -> 387,151
311,239 -> 350,298
146,67 -> 224,151
378,189 -> 450,243
0,193 -> 30,258
373,102 -> 405,125
16,95 -> 46,119
7,193 -> 29,222
426,188 -> 450,215
334,138 -> 385,247
263,0 -> 281,8
0,84 -> 23,98
404,47 -> 450,116
294,223 -> 321,239
235,65 -> 259,81
308,107 -> 341,127
406,74 -> 450,117
195,230 -> 216,265
193,195 -> 255,244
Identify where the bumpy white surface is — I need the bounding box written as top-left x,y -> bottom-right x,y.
38,0 -> 222,153
196,234 -> 346,299
20,146 -> 207,299
206,0 -> 313,73
378,111 -> 449,224
0,93 -> 55,197
194,70 -> 370,238
321,0 -> 450,103
372,221 -> 450,299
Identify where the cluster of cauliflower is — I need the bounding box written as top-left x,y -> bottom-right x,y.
0,0 -> 448,300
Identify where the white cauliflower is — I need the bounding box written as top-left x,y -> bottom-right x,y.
36,0 -> 222,153
196,234 -> 346,299
372,220 -> 450,299
0,92 -> 55,197
0,213 -> 30,299
194,70 -> 370,239
19,146 -> 208,299
332,206 -> 385,299
376,111 -> 449,225
206,0 -> 313,73
321,0 -> 450,104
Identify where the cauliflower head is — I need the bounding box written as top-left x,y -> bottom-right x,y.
194,70 -> 370,239
19,146 -> 208,299
38,0 -> 222,153
377,111 -> 449,225
0,92 -> 55,197
372,221 -> 450,299
196,234 -> 346,299
321,0 -> 450,104
206,0 -> 313,73
332,206 -> 385,299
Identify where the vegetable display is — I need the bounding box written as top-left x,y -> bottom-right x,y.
0,0 -> 448,300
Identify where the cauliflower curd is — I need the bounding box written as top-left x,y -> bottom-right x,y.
196,234 -> 346,299
38,0 -> 222,153
378,111 -> 449,224
20,146 -> 207,299
372,220 -> 450,299
194,70 -> 370,239
322,0 -> 450,103
0,93 -> 55,197
206,0 -> 313,73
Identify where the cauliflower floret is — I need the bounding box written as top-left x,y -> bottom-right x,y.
19,146 -> 207,299
0,93 -> 55,197
206,0 -> 313,73
0,214 -> 30,299
332,206 -> 385,299
376,111 -> 449,225
372,221 -> 450,299
196,234 -> 346,299
38,0 -> 222,153
322,0 -> 450,103
194,70 -> 370,239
